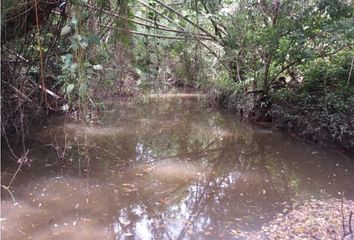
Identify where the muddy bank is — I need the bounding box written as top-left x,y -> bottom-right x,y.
213,91 -> 354,153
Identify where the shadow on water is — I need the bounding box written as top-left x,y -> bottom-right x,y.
1,93 -> 354,239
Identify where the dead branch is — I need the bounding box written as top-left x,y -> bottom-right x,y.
38,85 -> 61,100
151,0 -> 219,42
200,0 -> 226,41
87,4 -> 211,39
8,84 -> 33,103
2,46 -> 30,63
136,0 -> 229,71
98,24 -> 212,40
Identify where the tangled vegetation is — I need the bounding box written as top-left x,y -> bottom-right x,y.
1,0 -> 353,151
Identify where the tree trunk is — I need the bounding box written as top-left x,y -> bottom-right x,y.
263,56 -> 271,92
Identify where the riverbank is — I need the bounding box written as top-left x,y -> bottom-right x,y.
211,83 -> 354,153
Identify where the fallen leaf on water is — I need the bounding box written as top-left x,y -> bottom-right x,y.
142,166 -> 154,173
122,183 -> 136,188
123,187 -> 138,193
230,229 -> 240,235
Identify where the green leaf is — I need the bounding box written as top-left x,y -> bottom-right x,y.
66,84 -> 75,94
79,83 -> 88,98
71,17 -> 78,26
87,34 -> 101,45
79,37 -> 88,49
70,63 -> 78,73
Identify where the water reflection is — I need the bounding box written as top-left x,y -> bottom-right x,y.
1,93 -> 354,240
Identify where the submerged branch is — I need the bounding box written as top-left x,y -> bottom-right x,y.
1,185 -> 16,203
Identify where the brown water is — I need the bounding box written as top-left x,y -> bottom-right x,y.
1,93 -> 354,240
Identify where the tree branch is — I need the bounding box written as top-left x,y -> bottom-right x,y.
199,0 -> 225,42
87,4 -> 210,39
98,24 -> 211,40
137,0 -> 229,71
151,0 -> 219,42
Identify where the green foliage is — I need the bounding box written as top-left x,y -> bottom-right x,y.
220,0 -> 352,93
302,51 -> 353,95
58,1 -> 103,107
215,71 -> 240,92
272,50 -> 353,113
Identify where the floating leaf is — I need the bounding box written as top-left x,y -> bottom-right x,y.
122,183 -> 135,188
123,188 -> 138,193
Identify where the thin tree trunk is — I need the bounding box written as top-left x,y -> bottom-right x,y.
263,56 -> 271,92
348,56 -> 354,86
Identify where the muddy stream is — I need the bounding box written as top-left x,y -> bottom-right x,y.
1,93 -> 354,239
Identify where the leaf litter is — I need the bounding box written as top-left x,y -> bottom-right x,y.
242,198 -> 354,240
